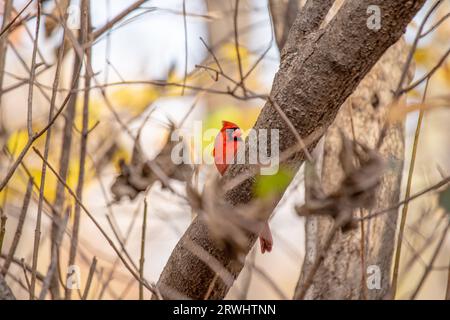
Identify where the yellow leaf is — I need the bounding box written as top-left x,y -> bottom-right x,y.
110,86 -> 160,113
75,97 -> 102,132
220,42 -> 250,68
7,130 -> 28,157
413,47 -> 435,67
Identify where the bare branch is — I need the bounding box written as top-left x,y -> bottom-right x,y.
32,147 -> 158,296
139,198 -> 148,300
0,273 -> 15,300
410,221 -> 450,299
92,0 -> 149,40
391,79 -> 430,298
66,0 -> 92,300
0,0 -> 33,39
2,178 -> 33,276
0,0 -> 13,121
155,0 -> 426,299
82,256 -> 97,300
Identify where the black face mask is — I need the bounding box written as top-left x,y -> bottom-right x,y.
226,128 -> 242,141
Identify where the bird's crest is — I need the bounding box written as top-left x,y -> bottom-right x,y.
221,120 -> 239,129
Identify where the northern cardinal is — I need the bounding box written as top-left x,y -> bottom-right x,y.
213,121 -> 273,254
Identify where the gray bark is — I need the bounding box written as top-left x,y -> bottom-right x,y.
267,0 -> 415,300
296,39 -> 412,299
154,0 -> 425,300
0,273 -> 15,300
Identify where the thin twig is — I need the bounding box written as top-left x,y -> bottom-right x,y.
32,147 -> 158,296
66,0 -> 92,300
0,61 -> 82,192
0,0 -> 33,38
398,47 -> 450,95
394,0 -> 443,98
199,36 -> 223,74
92,0 -> 148,40
233,0 -> 246,96
31,4 -> 69,302
2,178 -> 33,276
410,221 -> 450,299
20,258 -> 31,292
268,96 -> 314,163
8,40 -> 52,103
348,103 -> 368,299
420,11 -> 450,38
360,175 -> 450,221
0,211 -> 6,254
82,257 -> 97,300
26,0 -> 41,137
181,0 -> 188,96
391,78 -> 429,298
97,195 -> 142,299
139,198 -> 148,300
446,254 -> 450,300
50,0 -> 85,300
38,208 -> 70,300
0,0 -> 13,125
400,210 -> 447,279
0,254 -> 45,282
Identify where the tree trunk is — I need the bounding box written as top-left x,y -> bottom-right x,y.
295,38 -> 412,299
267,0 -> 416,300
154,0 -> 425,300
0,273 -> 15,300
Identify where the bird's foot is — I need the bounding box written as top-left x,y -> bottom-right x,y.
259,221 -> 273,254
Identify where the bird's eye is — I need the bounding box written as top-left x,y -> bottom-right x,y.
226,128 -> 241,141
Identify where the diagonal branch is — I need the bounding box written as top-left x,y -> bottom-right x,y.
154,0 -> 426,300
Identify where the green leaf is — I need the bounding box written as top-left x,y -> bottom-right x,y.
254,169 -> 293,199
438,185 -> 450,213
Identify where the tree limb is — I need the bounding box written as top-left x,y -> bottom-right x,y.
0,273 -> 15,300
296,38 -> 412,299
154,0 -> 426,300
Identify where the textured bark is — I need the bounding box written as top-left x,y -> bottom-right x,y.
268,0 -> 415,300
271,0 -> 336,52
296,39 -> 412,300
155,0 -> 425,300
0,273 -> 15,300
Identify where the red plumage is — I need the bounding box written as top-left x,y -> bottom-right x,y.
212,120 -> 273,254
213,120 -> 241,175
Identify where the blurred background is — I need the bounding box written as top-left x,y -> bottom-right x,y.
0,0 -> 449,299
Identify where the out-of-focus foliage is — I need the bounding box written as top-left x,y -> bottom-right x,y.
109,87 -> 160,114
254,168 -> 293,199
438,185 -> 450,213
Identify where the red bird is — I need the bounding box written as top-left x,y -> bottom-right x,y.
213,121 -> 273,254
